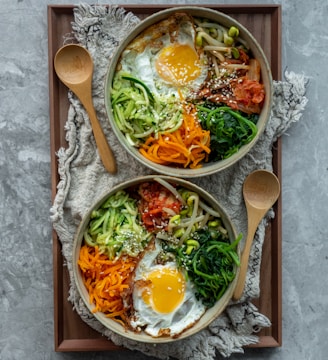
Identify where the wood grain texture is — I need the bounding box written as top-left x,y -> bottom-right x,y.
48,4 -> 282,352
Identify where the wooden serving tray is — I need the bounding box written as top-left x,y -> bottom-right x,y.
48,4 -> 282,352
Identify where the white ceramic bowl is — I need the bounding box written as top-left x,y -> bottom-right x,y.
104,7 -> 272,177
72,175 -> 240,343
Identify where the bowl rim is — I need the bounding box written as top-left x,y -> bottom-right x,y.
72,174 -> 240,343
104,6 -> 273,178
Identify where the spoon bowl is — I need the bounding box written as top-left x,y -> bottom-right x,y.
233,169 -> 280,300
54,44 -> 117,174
54,44 -> 92,84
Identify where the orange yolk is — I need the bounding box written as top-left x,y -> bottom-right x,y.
155,43 -> 201,86
142,268 -> 186,313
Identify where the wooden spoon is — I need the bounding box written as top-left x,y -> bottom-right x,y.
233,169 -> 280,301
54,44 -> 117,174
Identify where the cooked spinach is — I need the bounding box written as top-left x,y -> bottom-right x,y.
196,103 -> 258,161
165,228 -> 242,308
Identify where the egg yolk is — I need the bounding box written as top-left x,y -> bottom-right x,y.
142,268 -> 186,313
155,43 -> 202,86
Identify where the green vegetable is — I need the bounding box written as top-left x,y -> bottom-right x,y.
111,71 -> 183,146
231,47 -> 240,59
208,27 -> 218,38
165,229 -> 242,307
196,33 -> 203,46
223,33 -> 234,46
84,190 -> 152,259
196,104 -> 258,161
228,26 -> 239,38
121,74 -> 155,104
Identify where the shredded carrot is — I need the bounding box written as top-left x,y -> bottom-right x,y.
139,107 -> 211,169
78,244 -> 138,326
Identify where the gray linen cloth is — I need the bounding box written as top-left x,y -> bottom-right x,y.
50,4 -> 308,359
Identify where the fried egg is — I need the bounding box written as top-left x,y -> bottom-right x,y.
119,13 -> 208,100
130,239 -> 206,338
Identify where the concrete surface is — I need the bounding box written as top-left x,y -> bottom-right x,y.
1,0 -> 327,359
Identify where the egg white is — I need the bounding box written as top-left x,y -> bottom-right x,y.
130,239 -> 206,338
119,18 -> 208,101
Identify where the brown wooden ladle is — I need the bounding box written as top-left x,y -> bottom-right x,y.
54,44 -> 117,174
233,169 -> 280,301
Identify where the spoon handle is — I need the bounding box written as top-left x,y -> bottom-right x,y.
233,207 -> 267,301
84,102 -> 117,174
